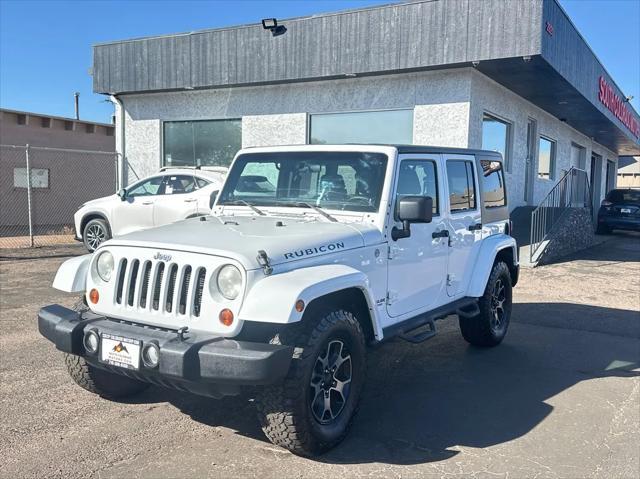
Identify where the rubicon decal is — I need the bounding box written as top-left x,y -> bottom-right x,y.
284,241 -> 345,260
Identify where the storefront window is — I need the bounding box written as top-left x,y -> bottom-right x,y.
481,114 -> 512,172
538,136 -> 556,180
163,119 -> 241,167
309,109 -> 413,145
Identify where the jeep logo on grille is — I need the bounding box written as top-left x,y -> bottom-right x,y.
153,252 -> 172,262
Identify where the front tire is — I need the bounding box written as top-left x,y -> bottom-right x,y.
64,353 -> 149,399
83,218 -> 111,252
256,309 -> 366,456
63,296 -> 148,399
460,261 -> 512,347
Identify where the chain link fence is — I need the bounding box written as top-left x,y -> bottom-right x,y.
0,144 -> 118,249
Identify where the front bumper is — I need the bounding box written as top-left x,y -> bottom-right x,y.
38,304 -> 293,397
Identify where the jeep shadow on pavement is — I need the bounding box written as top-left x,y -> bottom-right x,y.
39,144 -> 525,456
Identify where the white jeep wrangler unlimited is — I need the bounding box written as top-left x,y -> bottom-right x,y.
39,145 -> 518,456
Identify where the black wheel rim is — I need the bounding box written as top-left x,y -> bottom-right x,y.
309,339 -> 352,425
490,278 -> 507,333
86,224 -> 105,250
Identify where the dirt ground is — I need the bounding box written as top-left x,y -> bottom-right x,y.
1,233 -> 638,478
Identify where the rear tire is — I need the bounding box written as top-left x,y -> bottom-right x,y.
596,223 -> 611,235
256,309 -> 366,456
460,261 -> 512,347
83,218 -> 111,252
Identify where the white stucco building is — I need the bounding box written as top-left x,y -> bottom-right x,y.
92,0 -> 640,212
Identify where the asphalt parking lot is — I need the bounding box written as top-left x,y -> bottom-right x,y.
1,233 -> 639,479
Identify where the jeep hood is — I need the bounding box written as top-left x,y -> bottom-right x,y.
104,215 -> 382,270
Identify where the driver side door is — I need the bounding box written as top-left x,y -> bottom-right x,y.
386,155 -> 449,319
111,176 -> 163,236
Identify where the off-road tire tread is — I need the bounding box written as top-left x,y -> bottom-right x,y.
63,298 -> 148,399
460,261 -> 511,347
255,309 -> 366,456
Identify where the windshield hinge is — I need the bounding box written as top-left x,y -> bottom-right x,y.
256,250 -> 273,275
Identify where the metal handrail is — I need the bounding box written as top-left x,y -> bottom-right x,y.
529,167 -> 592,263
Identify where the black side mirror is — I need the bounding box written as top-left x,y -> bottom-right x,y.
117,188 -> 127,201
392,196 -> 433,240
209,190 -> 219,209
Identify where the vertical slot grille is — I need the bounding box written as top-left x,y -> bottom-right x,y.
165,264 -> 178,313
152,262 -> 165,311
115,259 -> 127,304
193,268 -> 206,317
139,261 -> 152,309
127,260 -> 140,306
179,266 -> 192,315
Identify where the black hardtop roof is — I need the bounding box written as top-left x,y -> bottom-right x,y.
387,144 -> 503,159
341,144 -> 504,160
242,144 -> 504,161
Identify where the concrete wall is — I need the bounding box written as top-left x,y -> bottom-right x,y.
119,69 -> 474,183
467,70 -> 618,208
0,110 -> 115,150
0,111 -> 117,231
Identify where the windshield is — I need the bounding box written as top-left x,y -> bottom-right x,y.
218,152 -> 388,213
606,189 -> 640,205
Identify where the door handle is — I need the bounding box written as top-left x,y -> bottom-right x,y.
468,223 -> 483,231
184,198 -> 197,203
432,229 -> 449,239
142,201 -> 154,205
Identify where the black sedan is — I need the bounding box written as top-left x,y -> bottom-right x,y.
597,188 -> 640,234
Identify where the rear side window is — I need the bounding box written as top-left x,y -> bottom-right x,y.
446,160 -> 476,212
195,177 -> 210,189
480,160 -> 506,208
163,175 -> 197,195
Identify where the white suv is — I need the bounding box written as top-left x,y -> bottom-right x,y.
74,167 -> 227,251
41,145 -> 518,456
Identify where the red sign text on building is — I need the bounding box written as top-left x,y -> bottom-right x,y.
598,76 -> 640,138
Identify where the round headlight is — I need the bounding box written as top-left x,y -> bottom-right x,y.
96,251 -> 114,282
217,265 -> 242,300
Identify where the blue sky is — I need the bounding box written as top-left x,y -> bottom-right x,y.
1,0 -> 638,124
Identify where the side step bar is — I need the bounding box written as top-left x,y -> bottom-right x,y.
399,319 -> 436,344
381,297 -> 479,345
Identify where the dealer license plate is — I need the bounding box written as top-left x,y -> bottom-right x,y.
100,334 -> 141,370
620,208 -> 631,214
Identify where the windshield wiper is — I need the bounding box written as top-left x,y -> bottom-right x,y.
226,199 -> 266,216
285,201 -> 338,222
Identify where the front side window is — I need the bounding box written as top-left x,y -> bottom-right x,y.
446,160 -> 476,212
218,152 -> 388,213
309,109 -> 413,145
482,113 -> 512,172
162,175 -> 197,195
127,176 -> 164,197
163,119 -> 241,167
538,136 -> 556,180
480,160 -> 506,208
397,160 -> 439,215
